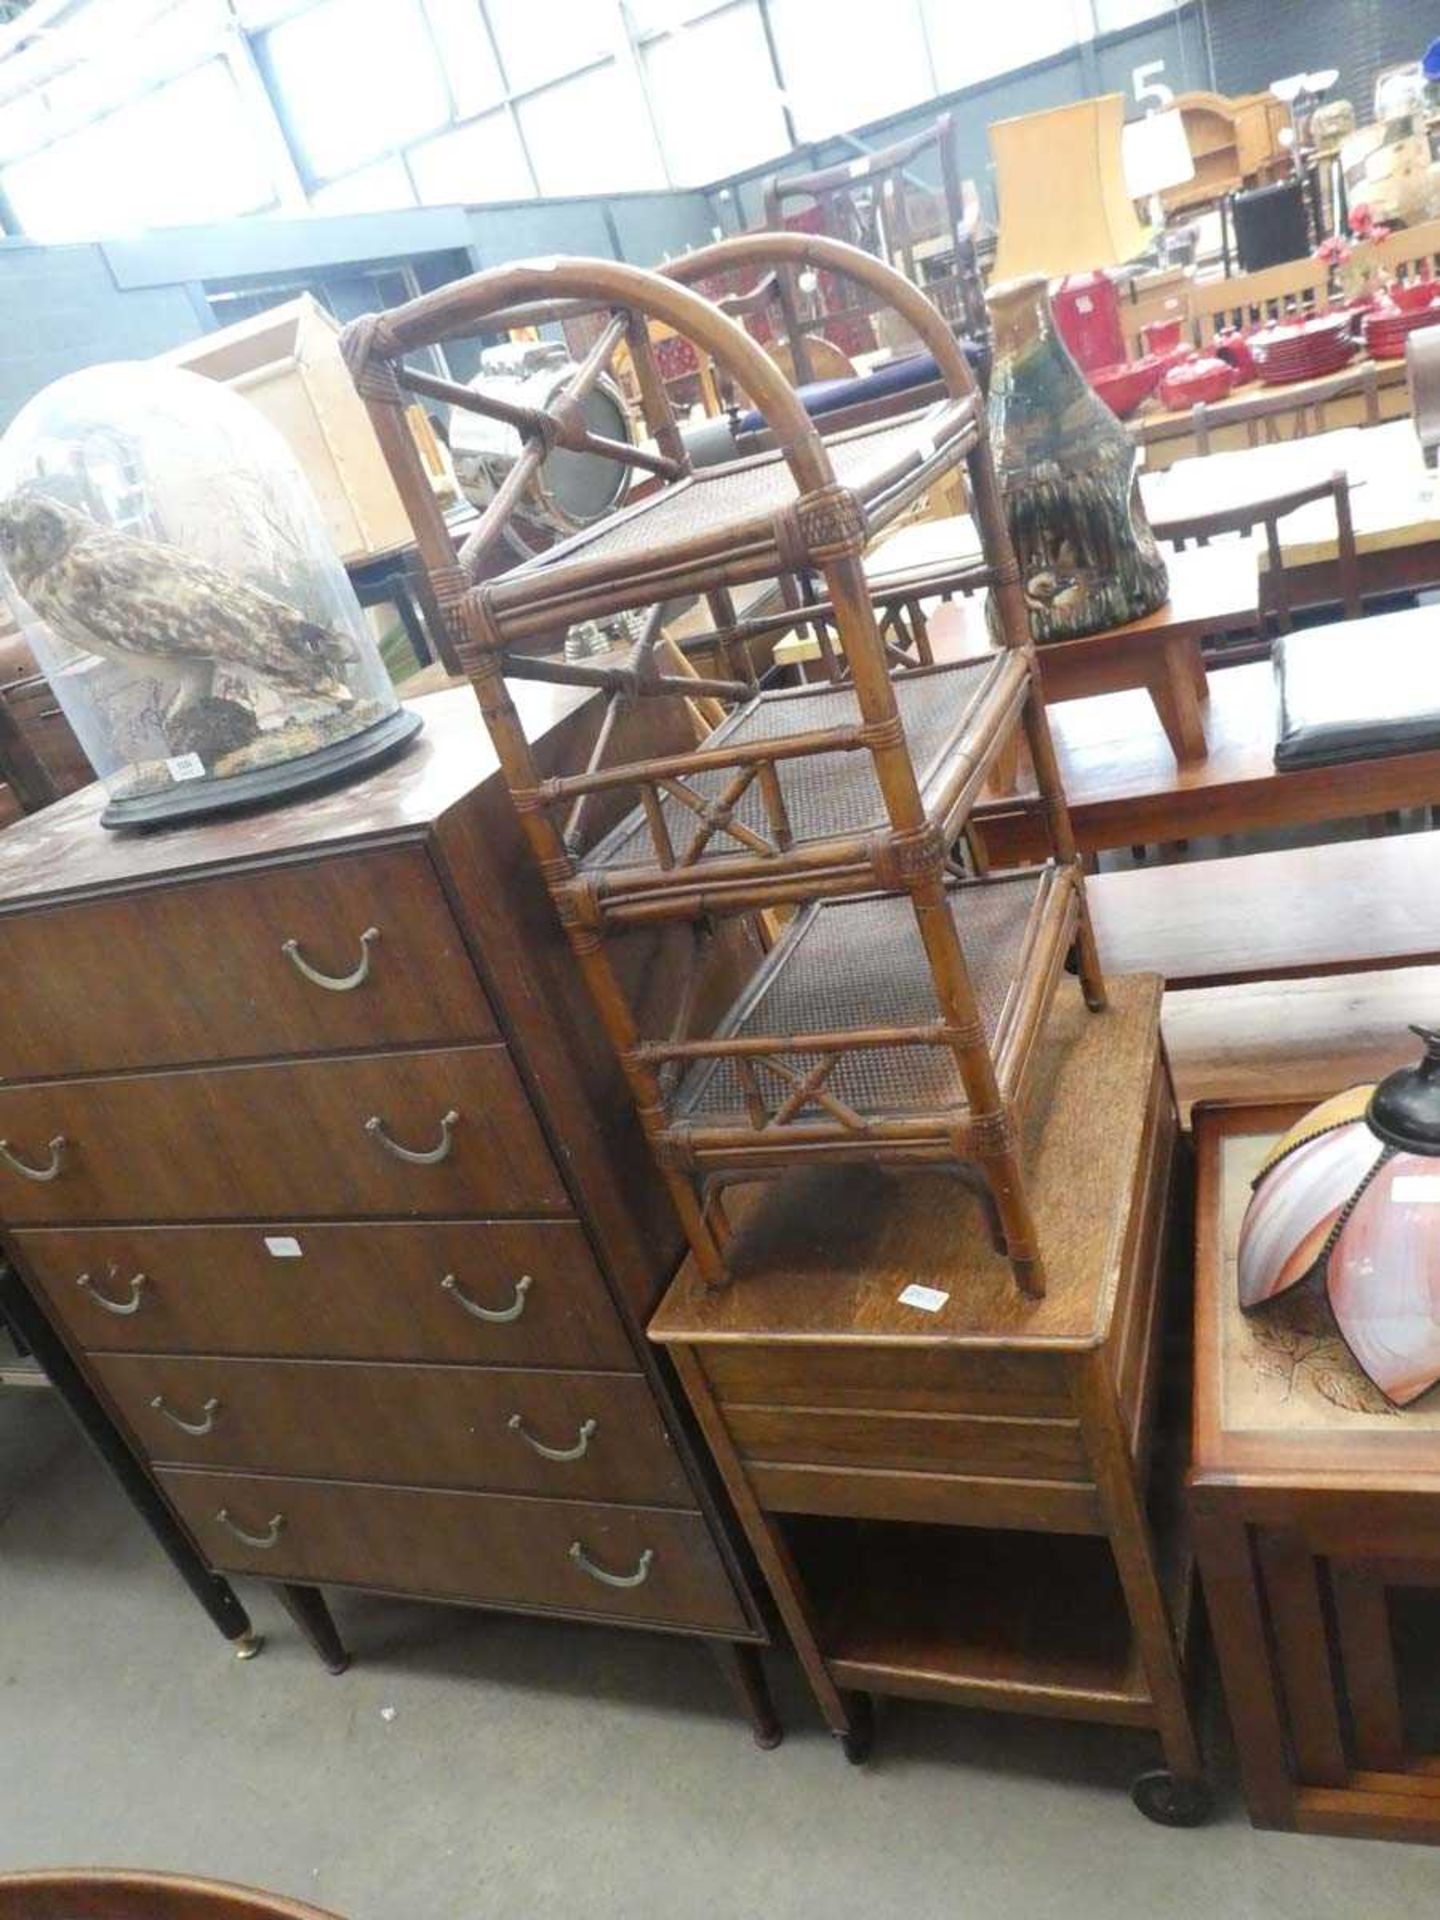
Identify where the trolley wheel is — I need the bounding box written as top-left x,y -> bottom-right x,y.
1131,1769 -> 1213,1828
837,1692 -> 875,1766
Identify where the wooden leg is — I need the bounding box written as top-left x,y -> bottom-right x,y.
1147,637 -> 1209,765
1191,1503 -> 1295,1829
1187,636 -> 1210,702
0,1257 -> 259,1658
1077,1356 -> 1203,1789
708,1641 -> 783,1749
1330,1561 -> 1405,1773
1255,1530 -> 1347,1787
1017,685 -> 1106,1013
670,1347 -> 864,1747
274,1583 -> 351,1675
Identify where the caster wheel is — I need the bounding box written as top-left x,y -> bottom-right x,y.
1131,1769 -> 1213,1828
837,1693 -> 875,1765
232,1631 -> 264,1662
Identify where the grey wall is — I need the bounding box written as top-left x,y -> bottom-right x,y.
707,7 -> 1212,230
0,240 -> 207,432
1203,0 -> 1438,119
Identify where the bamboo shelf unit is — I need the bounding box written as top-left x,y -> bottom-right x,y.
341,233 -> 1104,1297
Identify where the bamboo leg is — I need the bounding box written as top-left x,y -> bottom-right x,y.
1018,684 -> 1106,1012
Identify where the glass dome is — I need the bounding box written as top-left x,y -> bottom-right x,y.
0,362 -> 420,828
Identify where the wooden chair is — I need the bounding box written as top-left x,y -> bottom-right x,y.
1190,256 -> 1331,346
1156,361 -> 1383,457
761,111 -> 985,374
340,237 -> 1104,1298
1151,471 -> 1361,657
0,1870 -> 342,1918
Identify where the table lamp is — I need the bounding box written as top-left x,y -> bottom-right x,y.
1239,1027 -> 1440,1405
1122,109 -> 1196,263
989,95 -> 1153,283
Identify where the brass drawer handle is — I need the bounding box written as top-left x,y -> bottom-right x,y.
0,1135 -> 65,1182
216,1508 -> 285,1550
568,1541 -> 654,1589
76,1269 -> 147,1316
282,926 -> 379,992
151,1394 -> 220,1437
509,1413 -> 597,1462
441,1271 -> 532,1323
365,1108 -> 459,1165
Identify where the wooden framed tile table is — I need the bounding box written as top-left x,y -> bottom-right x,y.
1192,1101 -> 1440,1841
651,975 -> 1210,1820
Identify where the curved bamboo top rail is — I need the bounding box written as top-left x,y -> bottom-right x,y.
340,254 -> 835,499
666,230 -> 975,406
766,112 -> 956,203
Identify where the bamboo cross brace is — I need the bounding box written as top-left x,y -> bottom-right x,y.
753,1052 -> 868,1133
660,765 -> 777,864
639,783 -> 676,867
563,690 -> 628,856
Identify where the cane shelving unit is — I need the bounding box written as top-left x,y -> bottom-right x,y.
340,235 -> 1104,1299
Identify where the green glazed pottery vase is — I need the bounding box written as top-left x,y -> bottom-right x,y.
984,274 -> 1168,644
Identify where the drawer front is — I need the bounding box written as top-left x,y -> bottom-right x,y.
13,1221 -> 633,1368
160,1470 -> 751,1635
96,1356 -> 691,1506
700,1343 -> 1073,1419
0,1047 -> 568,1223
0,846 -> 495,1078
724,1403 -> 1090,1484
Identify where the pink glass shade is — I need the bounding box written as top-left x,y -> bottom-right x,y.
1238,1074 -> 1440,1407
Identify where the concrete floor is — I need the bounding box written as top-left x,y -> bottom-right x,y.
3,1393 -> 1438,1920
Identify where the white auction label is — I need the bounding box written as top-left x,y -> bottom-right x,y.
264,1235 -> 303,1258
897,1282 -> 949,1312
166,753 -> 205,782
1391,1175 -> 1440,1204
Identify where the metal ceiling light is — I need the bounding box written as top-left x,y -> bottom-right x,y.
1239,1028 -> 1440,1406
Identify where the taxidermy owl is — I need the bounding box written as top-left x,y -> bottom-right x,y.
0,492 -> 355,727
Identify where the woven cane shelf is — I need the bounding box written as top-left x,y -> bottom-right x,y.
653,866 -> 1079,1167
340,239 -> 1107,1296
483,400 -> 980,642
575,654 -> 1026,922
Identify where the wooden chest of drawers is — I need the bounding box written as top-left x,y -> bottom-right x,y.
0,685 -> 770,1729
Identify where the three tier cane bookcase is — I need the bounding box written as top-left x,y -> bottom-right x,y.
340,236 -> 1105,1298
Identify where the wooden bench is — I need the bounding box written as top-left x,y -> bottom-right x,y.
972,658 -> 1440,863
1163,963 -> 1440,1124
1088,828 -> 1440,988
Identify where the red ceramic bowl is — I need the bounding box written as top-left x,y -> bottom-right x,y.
1390,278 -> 1440,314
1089,355 -> 1165,418
1140,316 -> 1185,357
1213,328 -> 1256,381
1159,355 -> 1237,409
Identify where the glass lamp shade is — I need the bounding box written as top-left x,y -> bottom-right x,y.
1239,1028 -> 1440,1406
0,362 -> 419,828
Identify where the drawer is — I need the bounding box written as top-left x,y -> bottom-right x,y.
159,1470 -> 751,1635
699,1343 -> 1073,1419
0,846 -> 495,1079
724,1403 -> 1090,1484
95,1356 -> 691,1506
0,1046 -> 567,1223
12,1221 -> 633,1368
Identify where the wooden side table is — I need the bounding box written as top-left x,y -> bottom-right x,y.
651,975 -> 1210,1822
1192,1101 -> 1440,1843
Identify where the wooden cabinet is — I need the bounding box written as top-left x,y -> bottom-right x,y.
0,684 -> 772,1736
652,976 -> 1208,1808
